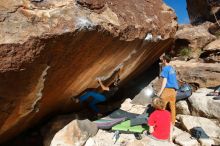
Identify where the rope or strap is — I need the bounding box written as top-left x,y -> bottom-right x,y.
213,12 -> 220,27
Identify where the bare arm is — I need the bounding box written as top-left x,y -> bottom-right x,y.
149,126 -> 154,134
98,78 -> 109,91
157,77 -> 167,96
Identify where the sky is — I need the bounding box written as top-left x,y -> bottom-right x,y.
163,0 -> 190,24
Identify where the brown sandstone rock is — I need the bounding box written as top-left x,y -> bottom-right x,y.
175,88 -> 220,120
87,129 -> 175,146
188,88 -> 220,120
0,0 -> 177,142
208,22 -> 220,36
172,126 -> 185,140
76,0 -> 106,11
178,115 -> 220,139
204,39 -> 220,51
176,101 -> 191,115
174,132 -> 199,146
175,24 -> 216,59
171,61 -> 220,88
126,136 -> 175,146
186,0 -> 220,24
84,129 -> 136,146
41,114 -> 80,146
201,39 -> 220,63
50,119 -> 98,146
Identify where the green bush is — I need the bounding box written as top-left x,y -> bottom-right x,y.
215,31 -> 220,38
178,47 -> 191,57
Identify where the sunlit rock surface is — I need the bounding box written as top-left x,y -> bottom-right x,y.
178,115 -> 220,139
0,0 -> 177,142
188,88 -> 220,120
202,39 -> 220,63
50,119 -> 98,146
175,23 -> 216,59
171,61 -> 220,88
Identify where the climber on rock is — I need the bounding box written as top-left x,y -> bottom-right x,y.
78,74 -> 120,114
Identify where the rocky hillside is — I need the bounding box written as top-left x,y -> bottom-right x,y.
187,0 -> 220,24
171,21 -> 220,89
0,0 -> 177,142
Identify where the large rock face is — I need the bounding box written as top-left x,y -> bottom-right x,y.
201,39 -> 220,63
171,61 -> 220,88
189,88 -> 220,120
50,119 -> 98,146
0,0 -> 177,142
179,115 -> 220,139
186,0 -> 220,24
175,23 -> 216,59
176,88 -> 220,120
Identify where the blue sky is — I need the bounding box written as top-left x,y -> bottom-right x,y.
163,0 -> 190,24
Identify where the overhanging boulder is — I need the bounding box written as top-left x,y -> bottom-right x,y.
0,0 -> 177,142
